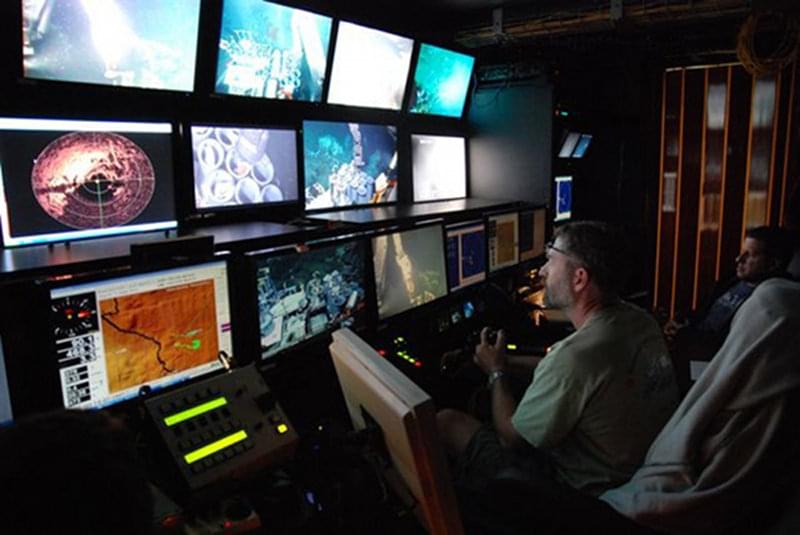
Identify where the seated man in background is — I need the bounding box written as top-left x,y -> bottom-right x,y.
665,225 -> 794,362
0,409 -> 154,535
437,221 -> 678,498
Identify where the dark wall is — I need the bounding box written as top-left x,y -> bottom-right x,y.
467,81 -> 553,206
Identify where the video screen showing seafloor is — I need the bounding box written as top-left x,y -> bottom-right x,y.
303,121 -> 398,210
22,0 -> 201,91
215,0 -> 332,101
256,240 -> 368,359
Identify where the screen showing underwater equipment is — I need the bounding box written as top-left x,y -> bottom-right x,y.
411,134 -> 467,203
0,117 -> 177,247
446,221 -> 486,292
50,261 -> 233,410
372,225 -> 448,320
190,125 -> 298,210
554,176 -> 573,222
255,239 -> 369,359
326,21 -> 413,110
215,0 -> 332,101
303,120 -> 398,210
21,0 -> 201,92
409,43 -> 474,118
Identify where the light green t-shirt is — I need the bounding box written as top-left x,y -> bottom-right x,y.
511,301 -> 678,496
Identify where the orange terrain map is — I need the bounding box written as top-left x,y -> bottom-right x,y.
100,280 -> 219,393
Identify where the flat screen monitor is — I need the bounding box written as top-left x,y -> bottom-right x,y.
50,261 -> 233,410
0,337 -> 13,426
0,117 -> 177,247
558,132 -> 580,158
326,21 -> 414,110
487,212 -> 519,272
329,328 -> 463,535
372,225 -> 448,321
446,221 -> 486,292
21,0 -> 201,91
190,125 -> 298,210
303,120 -> 398,210
254,239 -> 369,360
519,208 -> 547,262
572,134 -> 593,158
215,0 -> 332,101
411,134 -> 467,203
409,43 -> 474,118
555,176 -> 573,222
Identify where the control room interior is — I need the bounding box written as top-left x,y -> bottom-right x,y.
0,0 -> 798,533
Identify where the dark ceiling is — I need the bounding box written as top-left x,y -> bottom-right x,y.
332,0 -> 797,67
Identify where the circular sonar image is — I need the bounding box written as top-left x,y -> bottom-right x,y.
31,132 -> 156,229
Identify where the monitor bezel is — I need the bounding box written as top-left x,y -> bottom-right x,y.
44,257 -> 237,411
244,234 -> 376,367
186,120 -> 302,214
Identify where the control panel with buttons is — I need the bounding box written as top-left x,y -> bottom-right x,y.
145,364 -> 298,491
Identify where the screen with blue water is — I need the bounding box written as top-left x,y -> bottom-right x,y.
215,0 -> 332,101
409,44 -> 475,118
303,120 -> 398,210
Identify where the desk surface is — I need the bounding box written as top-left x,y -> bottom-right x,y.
307,198 -> 519,225
0,221 -> 305,278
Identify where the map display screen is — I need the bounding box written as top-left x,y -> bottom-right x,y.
50,261 -> 232,409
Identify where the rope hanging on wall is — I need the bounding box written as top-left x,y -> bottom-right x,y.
736,11 -> 800,77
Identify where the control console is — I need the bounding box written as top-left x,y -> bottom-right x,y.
145,364 -> 298,491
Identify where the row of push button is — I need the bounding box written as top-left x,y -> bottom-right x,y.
187,439 -> 255,474
158,386 -> 223,415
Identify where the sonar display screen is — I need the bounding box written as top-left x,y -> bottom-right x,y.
215,0 -> 332,101
21,0 -> 201,92
409,44 -> 475,118
50,261 -> 232,410
327,22 -> 413,110
303,120 -> 398,210
255,240 -> 368,359
446,221 -> 486,292
555,176 -> 573,221
0,117 -> 176,247
191,125 -> 298,209
372,225 -> 448,320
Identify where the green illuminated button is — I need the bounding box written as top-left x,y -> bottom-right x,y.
164,397 -> 228,427
184,430 -> 248,465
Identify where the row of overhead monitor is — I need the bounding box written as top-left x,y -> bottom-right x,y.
0,117 -> 469,247
37,208 -> 546,418
21,0 -> 475,118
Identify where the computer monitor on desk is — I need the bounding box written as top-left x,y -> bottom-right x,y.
330,328 -> 463,535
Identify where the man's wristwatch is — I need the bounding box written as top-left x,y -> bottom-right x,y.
487,369 -> 505,388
